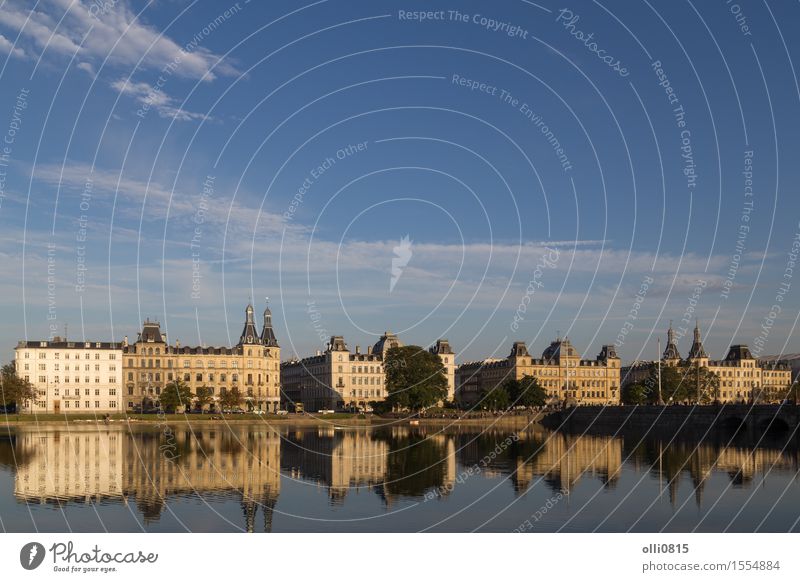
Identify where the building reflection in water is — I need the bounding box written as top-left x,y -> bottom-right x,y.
7,427 -> 281,532
1,423 -> 798,530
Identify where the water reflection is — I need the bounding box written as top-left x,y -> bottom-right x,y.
0,423 -> 798,532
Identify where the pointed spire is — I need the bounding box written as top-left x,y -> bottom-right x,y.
260,297 -> 279,347
239,302 -> 260,346
663,321 -> 681,361
687,320 -> 707,359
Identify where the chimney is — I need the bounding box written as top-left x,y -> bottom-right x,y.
367,346 -> 372,355
316,350 -> 321,356
176,339 -> 180,348
355,345 -> 361,354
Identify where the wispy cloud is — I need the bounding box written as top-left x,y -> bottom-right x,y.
0,33 -> 27,59
0,0 -> 240,80
110,78 -> 210,121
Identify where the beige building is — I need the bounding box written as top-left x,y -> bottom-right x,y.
14,338 -> 123,413
621,324 -> 793,403
455,338 -> 621,407
281,332 -> 456,411
122,303 -> 281,412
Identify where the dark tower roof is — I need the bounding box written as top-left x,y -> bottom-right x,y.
238,304 -> 260,346
687,322 -> 707,359
329,336 -> 348,351
510,341 -> 530,358
260,304 -> 279,347
429,339 -> 454,355
542,338 -> 577,360
372,332 -> 402,356
725,344 -> 754,361
663,322 -> 681,360
597,344 -> 619,360
139,320 -> 165,343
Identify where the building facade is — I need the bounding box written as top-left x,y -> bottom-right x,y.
14,338 -> 123,413
122,304 -> 281,412
281,332 -> 457,411
621,323 -> 793,403
455,338 -> 621,407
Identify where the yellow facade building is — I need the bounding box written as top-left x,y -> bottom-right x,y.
621,324 -> 793,403
455,338 -> 621,407
122,304 -> 281,412
281,333 -> 456,412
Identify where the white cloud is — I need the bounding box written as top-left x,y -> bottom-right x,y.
0,0 -> 240,80
76,61 -> 96,77
0,33 -> 27,59
111,77 -> 210,121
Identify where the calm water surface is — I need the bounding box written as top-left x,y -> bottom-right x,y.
1,421 -> 798,532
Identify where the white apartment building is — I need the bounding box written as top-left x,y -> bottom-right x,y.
281,333 -> 456,411
14,337 -> 124,414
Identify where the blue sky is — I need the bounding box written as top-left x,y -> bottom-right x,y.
0,0 -> 798,363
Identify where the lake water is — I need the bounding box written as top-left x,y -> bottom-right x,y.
1,421 -> 798,532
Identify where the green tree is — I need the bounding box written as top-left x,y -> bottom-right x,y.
0,363 -> 36,413
480,384 -> 510,411
384,346 -> 449,411
219,387 -> 243,411
158,379 -> 194,413
647,364 -> 719,404
622,381 -> 649,405
504,375 -> 547,407
194,386 -> 213,411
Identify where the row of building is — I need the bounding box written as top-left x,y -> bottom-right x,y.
621,323 -> 793,403
11,304 -> 796,413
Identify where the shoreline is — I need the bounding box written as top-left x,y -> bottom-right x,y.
1,412 -> 542,430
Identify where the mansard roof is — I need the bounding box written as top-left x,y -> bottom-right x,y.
429,339 -> 454,355
725,344 -> 754,361
139,320 -> 165,343
541,338 -> 577,360
372,331 -> 402,356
